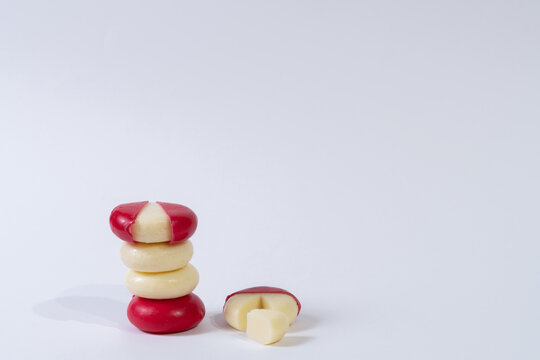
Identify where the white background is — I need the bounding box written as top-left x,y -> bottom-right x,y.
1,1 -> 539,359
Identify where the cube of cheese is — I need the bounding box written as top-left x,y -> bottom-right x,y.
246,309 -> 289,345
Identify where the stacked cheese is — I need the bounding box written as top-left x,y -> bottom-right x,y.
110,201 -> 205,334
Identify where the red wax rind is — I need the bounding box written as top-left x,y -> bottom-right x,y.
157,201 -> 198,244
224,286 -> 301,315
109,201 -> 149,244
127,293 -> 206,334
109,201 -> 197,244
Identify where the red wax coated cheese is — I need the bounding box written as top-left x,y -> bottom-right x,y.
127,293 -> 205,334
225,286 -> 301,314
109,201 -> 197,244
109,201 -> 148,244
157,201 -> 198,244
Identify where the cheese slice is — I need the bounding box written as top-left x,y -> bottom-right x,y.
246,309 -> 289,345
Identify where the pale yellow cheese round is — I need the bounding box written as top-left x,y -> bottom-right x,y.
224,293 -> 299,331
246,309 -> 289,345
261,293 -> 298,325
223,294 -> 262,331
131,202 -> 172,243
125,264 -> 199,299
120,240 -> 193,273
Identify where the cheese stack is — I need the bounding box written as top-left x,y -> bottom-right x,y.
110,201 -> 205,334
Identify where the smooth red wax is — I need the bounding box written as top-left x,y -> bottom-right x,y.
224,286 -> 301,315
109,201 -> 197,244
109,201 -> 149,244
157,201 -> 198,244
127,293 -> 205,334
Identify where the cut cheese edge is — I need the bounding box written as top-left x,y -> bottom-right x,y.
261,293 -> 298,325
131,202 -> 172,243
246,309 -> 289,345
223,294 -> 262,331
223,293 -> 299,331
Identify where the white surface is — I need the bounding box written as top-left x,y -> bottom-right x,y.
1,1 -> 539,359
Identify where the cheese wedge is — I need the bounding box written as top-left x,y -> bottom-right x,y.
246,309 -> 289,345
